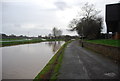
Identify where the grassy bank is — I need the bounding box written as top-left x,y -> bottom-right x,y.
85,39 -> 120,47
1,39 -> 65,47
1,39 -> 43,47
0,38 -> 25,41
34,41 -> 72,81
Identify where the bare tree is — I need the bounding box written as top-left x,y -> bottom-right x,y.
81,3 -> 101,19
53,27 -> 57,37
52,27 -> 62,37
69,3 -> 103,39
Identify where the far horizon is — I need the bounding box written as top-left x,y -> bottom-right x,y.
0,31 -> 78,37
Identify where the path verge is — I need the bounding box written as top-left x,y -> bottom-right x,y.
34,40 -> 72,81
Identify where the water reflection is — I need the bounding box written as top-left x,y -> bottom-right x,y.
45,41 -> 64,53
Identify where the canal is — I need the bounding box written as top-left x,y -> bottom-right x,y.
2,41 -> 64,79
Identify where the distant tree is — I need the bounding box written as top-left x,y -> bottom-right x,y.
48,33 -> 52,39
57,29 -> 62,36
52,27 -> 62,37
69,3 -> 103,39
2,34 -> 7,37
38,35 -> 42,38
1,33 -> 8,39
53,27 -> 57,37
9,34 -> 16,39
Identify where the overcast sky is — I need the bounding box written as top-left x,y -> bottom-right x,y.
1,0 -> 120,36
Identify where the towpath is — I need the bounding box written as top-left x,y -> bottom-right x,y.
58,40 -> 119,79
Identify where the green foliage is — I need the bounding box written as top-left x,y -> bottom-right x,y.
85,39 -> 120,47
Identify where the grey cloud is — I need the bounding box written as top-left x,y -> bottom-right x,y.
2,23 -> 51,36
54,1 -> 69,10
14,24 -> 21,28
2,2 -> 59,24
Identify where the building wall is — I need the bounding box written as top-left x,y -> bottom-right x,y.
112,32 -> 120,39
106,3 -> 120,39
106,3 -> 120,21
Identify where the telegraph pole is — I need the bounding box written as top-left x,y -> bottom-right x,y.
81,26 -> 84,47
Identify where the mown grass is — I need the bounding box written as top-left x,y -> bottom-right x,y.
0,38 -> 25,41
1,39 -> 65,47
34,40 -> 72,81
85,39 -> 120,47
1,39 -> 43,47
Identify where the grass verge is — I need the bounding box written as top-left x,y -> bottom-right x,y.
85,39 -> 120,47
1,39 -> 43,47
33,40 -> 72,81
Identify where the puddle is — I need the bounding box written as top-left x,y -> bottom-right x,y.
67,46 -> 70,48
104,72 -> 116,77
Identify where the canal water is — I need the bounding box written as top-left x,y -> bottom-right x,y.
1,41 -> 64,79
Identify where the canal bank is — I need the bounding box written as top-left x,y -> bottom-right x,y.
34,41 -> 72,80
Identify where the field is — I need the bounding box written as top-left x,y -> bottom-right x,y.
1,38 -> 25,41
85,39 -> 120,47
0,39 -> 65,47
